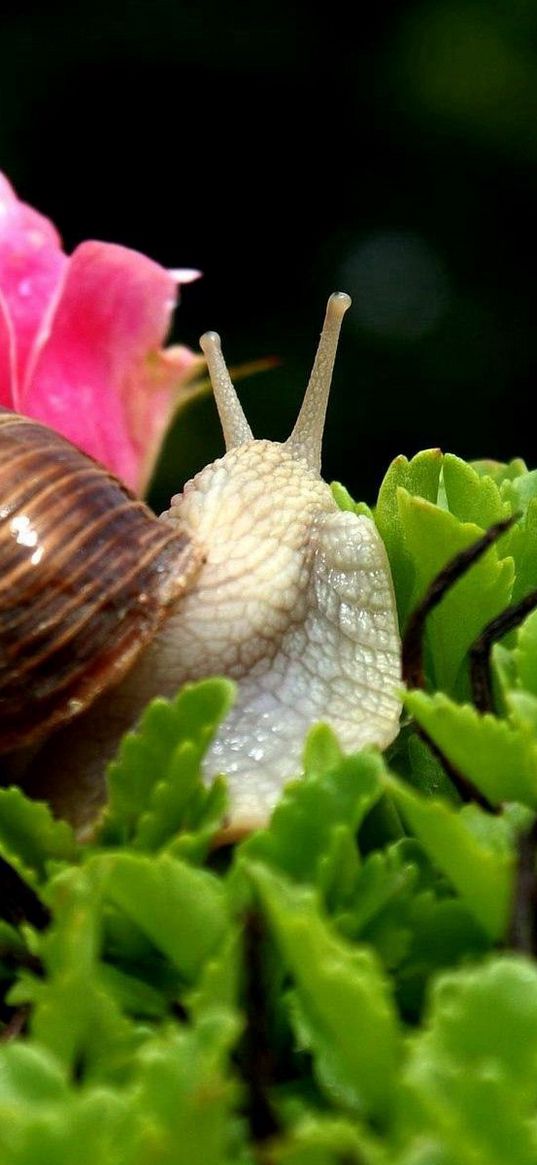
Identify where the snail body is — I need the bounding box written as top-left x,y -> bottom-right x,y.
0,294 -> 401,839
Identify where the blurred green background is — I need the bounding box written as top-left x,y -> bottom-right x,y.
1,0 -> 535,506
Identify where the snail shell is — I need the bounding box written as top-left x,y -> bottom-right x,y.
0,294 -> 401,840
0,410 -> 200,750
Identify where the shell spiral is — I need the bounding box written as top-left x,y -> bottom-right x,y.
0,410 -> 198,751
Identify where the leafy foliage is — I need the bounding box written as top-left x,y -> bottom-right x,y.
4,449 -> 537,1161
99,678 -> 232,859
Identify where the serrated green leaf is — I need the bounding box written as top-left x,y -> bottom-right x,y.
0,1046 -> 120,1165
187,925 -> 242,1022
238,744 -> 383,899
133,744 -> 228,861
98,962 -> 168,1019
0,917 -> 26,956
397,957 -> 537,1164
271,1113 -> 386,1165
127,1014 -> 241,1165
0,1083 -> 131,1165
0,1017 -> 242,1165
502,468 -> 537,511
246,862 -> 399,1120
99,679 -> 234,851
20,864 -> 137,1082
500,500 -> 537,606
340,839 -> 489,1014
386,775 -> 513,939
331,480 -> 373,519
337,842 -> 419,970
375,449 -> 443,625
513,607 -> 537,695
405,689 -> 537,808
424,956 -> 537,1089
398,490 -> 514,695
0,788 -> 76,885
472,457 -> 528,485
0,1042 -> 67,1103
504,689 -> 537,733
492,639 -> 519,700
400,1072 -> 537,1165
441,453 -> 509,528
493,608 -> 537,729
391,723 -> 461,801
104,852 -> 229,983
396,895 -> 491,1020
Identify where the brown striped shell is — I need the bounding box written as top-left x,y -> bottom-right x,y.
0,410 -> 200,752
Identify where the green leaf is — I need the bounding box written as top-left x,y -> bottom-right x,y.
103,852 -> 229,983
398,489 -> 514,695
0,788 -> 76,885
0,1084 -> 131,1165
337,841 -> 420,968
513,607 -> 537,696
246,862 -> 399,1121
375,448 -> 443,626
98,962 -> 169,1019
99,678 -> 233,853
19,865 -> 137,1083
0,1042 -> 67,1104
441,453 -> 508,528
387,775 -> 513,939
331,480 -> 373,519
339,838 -> 425,936
302,722 -> 344,777
391,722 -> 461,801
397,957 -> 537,1164
270,1113 -> 386,1165
0,1023 -> 242,1165
471,457 -> 528,485
492,609 -> 537,731
187,926 -> 242,1022
423,956 -> 537,1089
499,500 -> 537,606
126,1014 -> 241,1165
502,467 -> 537,511
396,895 -> 491,1020
405,689 -> 537,808
338,838 -> 490,1013
0,918 -> 27,956
239,740 -> 383,899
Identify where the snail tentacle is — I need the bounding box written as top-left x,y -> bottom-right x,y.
286,291 -> 351,471
199,330 -> 253,450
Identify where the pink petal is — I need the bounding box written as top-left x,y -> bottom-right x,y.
0,172 -> 67,404
0,288 -> 16,406
128,343 -> 206,493
23,240 -> 198,491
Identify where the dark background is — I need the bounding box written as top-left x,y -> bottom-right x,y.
1,0 -> 535,507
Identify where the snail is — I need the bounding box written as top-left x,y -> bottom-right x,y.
0,293 -> 401,840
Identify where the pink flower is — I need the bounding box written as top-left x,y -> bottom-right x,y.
0,171 -> 202,493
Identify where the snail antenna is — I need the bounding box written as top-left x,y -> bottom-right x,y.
286,292 -> 351,472
200,331 -> 253,450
